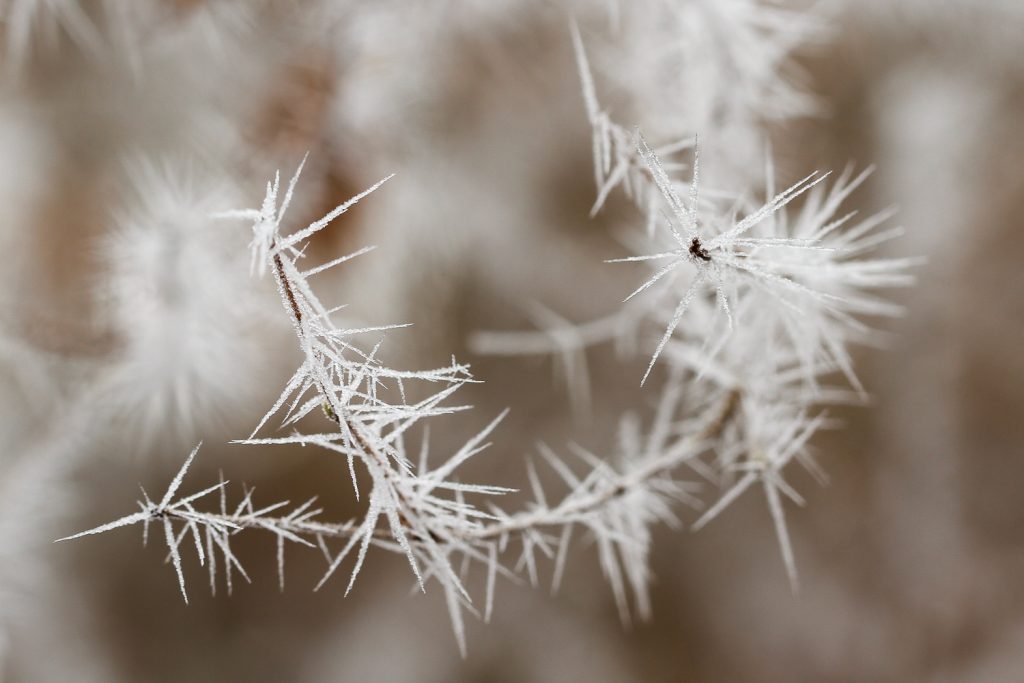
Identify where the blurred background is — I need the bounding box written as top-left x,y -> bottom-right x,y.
1,1 -> 1022,681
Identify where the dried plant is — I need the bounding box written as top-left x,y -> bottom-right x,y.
60,132 -> 913,651
21,0 -> 920,661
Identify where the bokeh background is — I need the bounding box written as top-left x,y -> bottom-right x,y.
1,1 -> 1023,681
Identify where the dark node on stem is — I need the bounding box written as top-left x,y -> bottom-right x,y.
689,237 -> 711,262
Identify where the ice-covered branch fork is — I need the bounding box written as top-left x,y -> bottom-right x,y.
217,158 -> 757,635
56,156 -> 766,652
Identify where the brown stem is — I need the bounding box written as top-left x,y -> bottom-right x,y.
270,243 -> 414,517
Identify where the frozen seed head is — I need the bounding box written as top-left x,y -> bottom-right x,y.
100,159 -> 256,442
